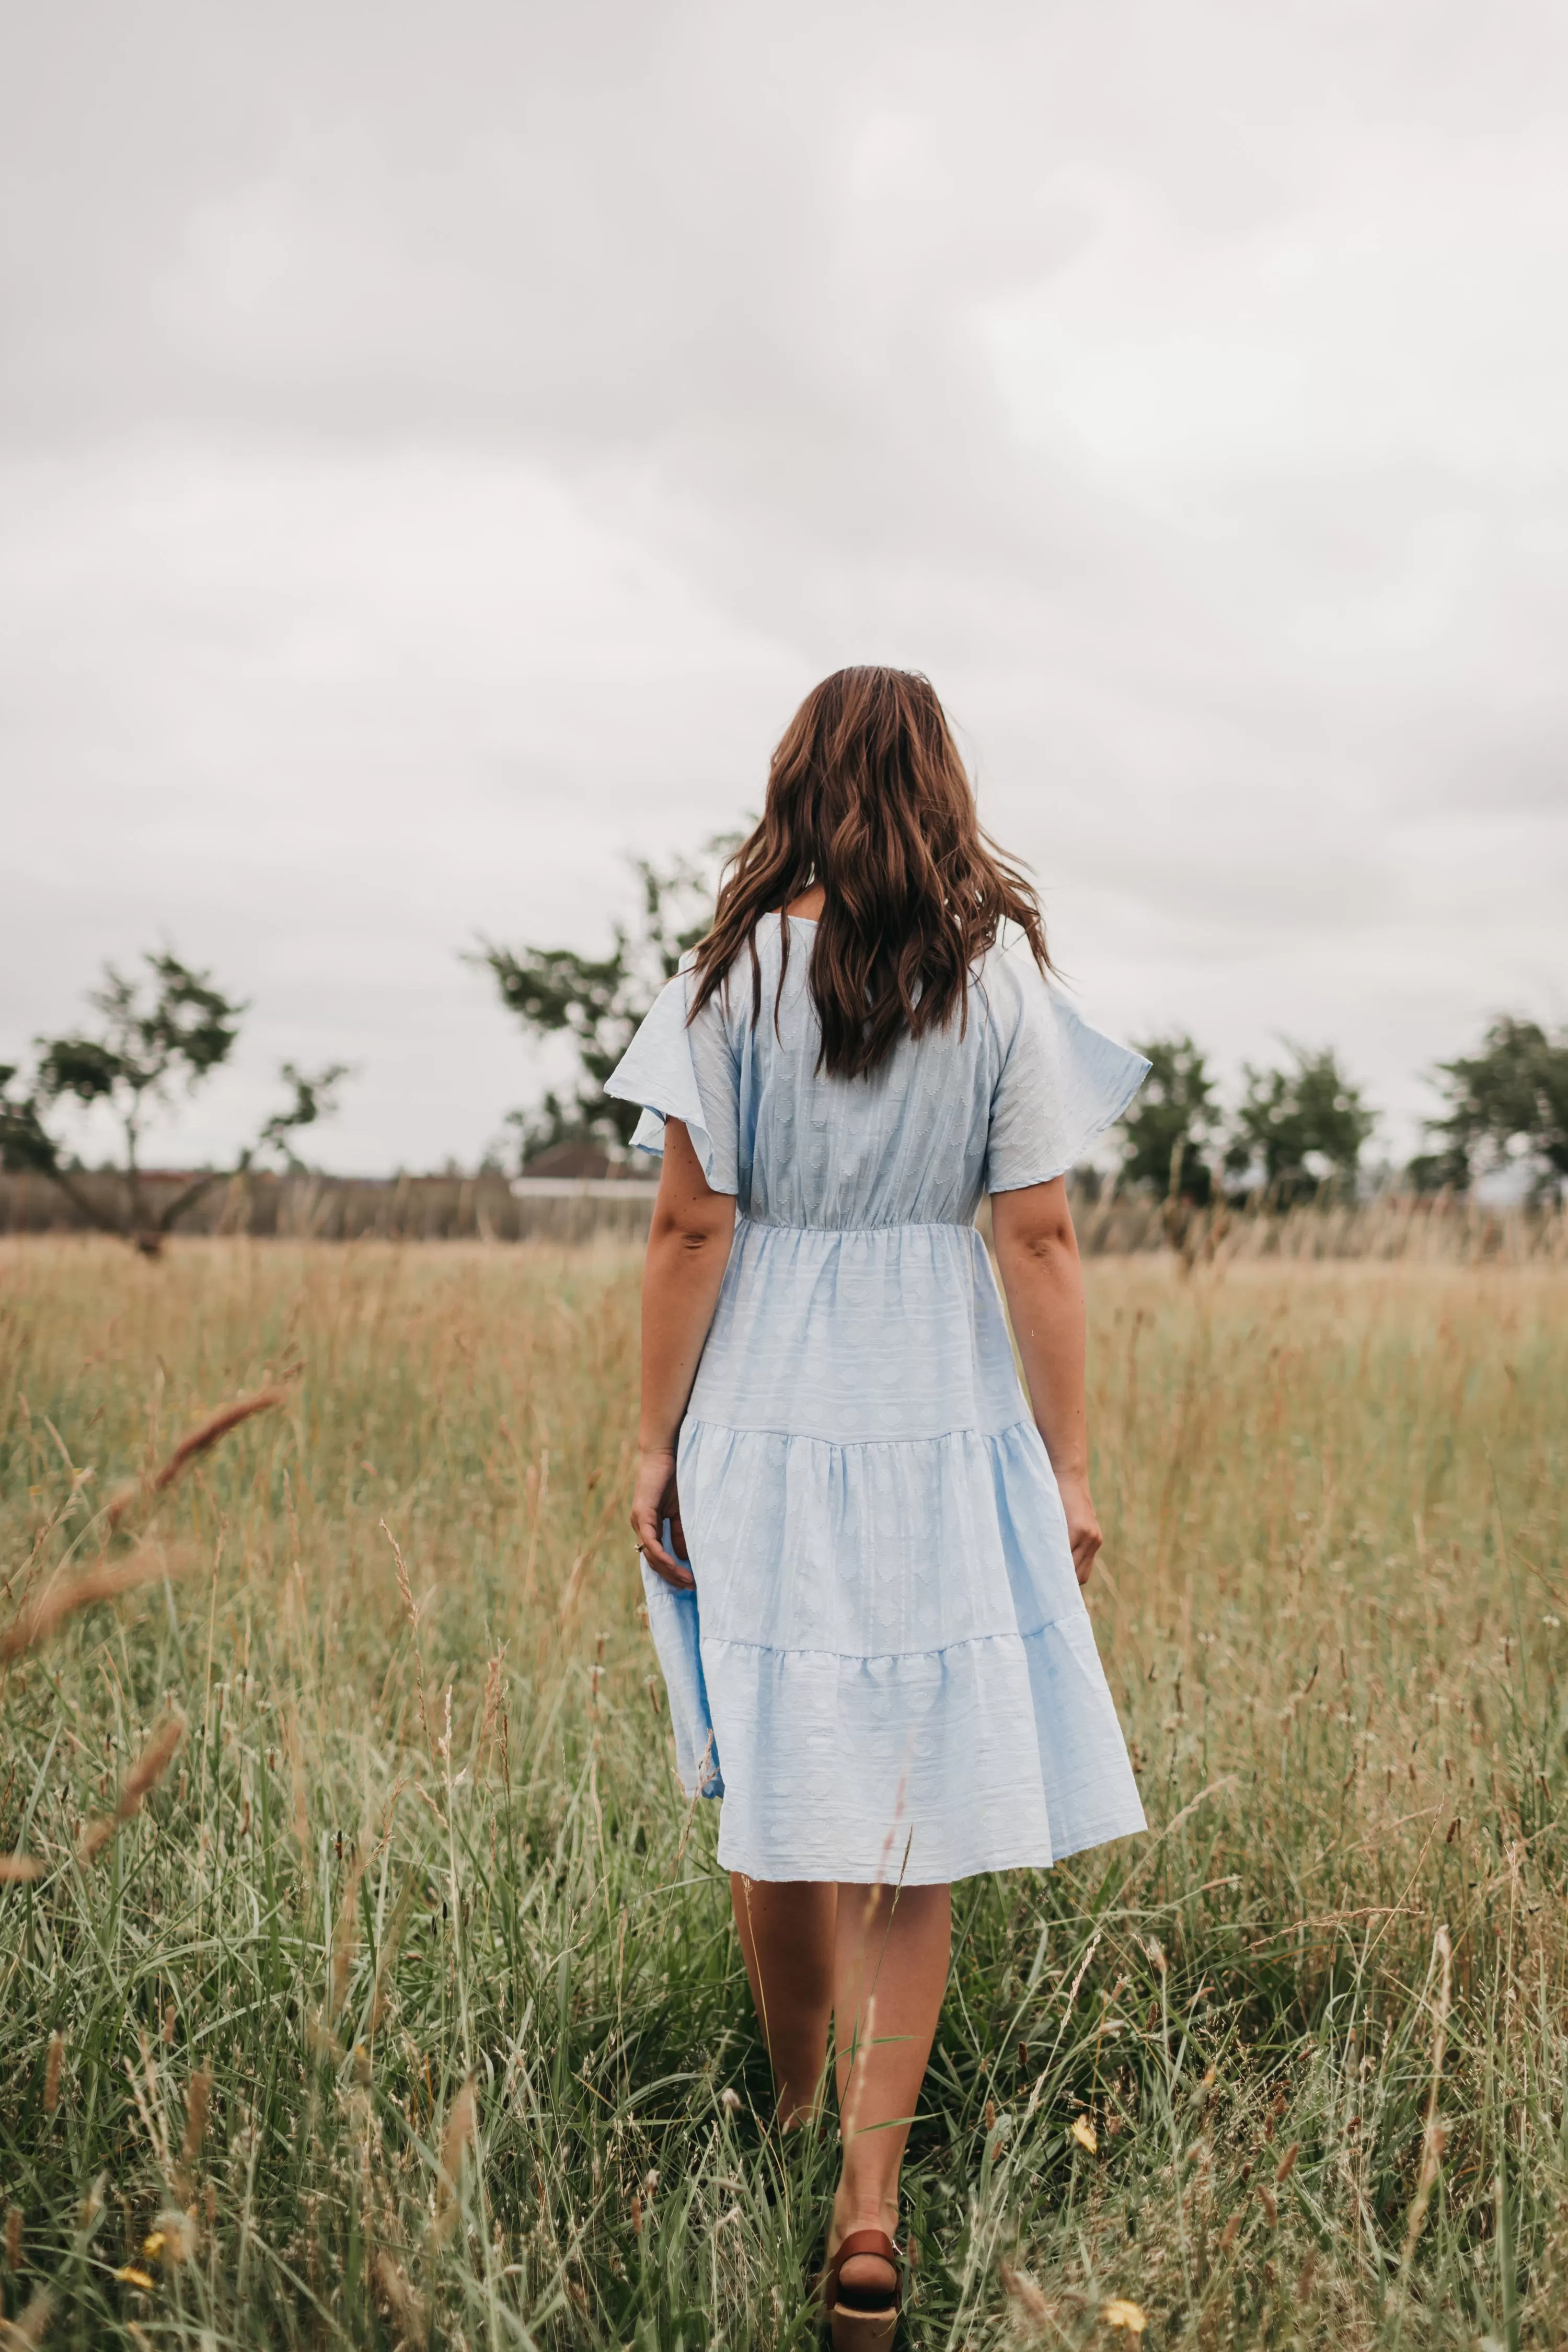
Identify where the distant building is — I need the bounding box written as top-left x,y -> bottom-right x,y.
520,1140 -> 638,1181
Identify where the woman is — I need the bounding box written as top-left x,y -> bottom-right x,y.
608,667 -> 1147,2348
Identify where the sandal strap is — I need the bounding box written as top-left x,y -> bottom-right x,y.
824,2228 -> 904,2302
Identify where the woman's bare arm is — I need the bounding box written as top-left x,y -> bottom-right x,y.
989,1176 -> 1102,1585
629,1115 -> 736,1588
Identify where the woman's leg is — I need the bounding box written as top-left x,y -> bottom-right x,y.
830,1881 -> 951,2299
730,1872 -> 952,2302
730,1874 -> 837,2124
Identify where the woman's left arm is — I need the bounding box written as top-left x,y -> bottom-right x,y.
629,1115 -> 736,1588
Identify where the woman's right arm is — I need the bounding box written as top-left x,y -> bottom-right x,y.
989,1177 -> 1103,1586
629,1115 -> 736,1588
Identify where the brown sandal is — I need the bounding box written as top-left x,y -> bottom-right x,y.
820,2228 -> 903,2348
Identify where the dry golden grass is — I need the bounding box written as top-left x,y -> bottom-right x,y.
0,1235 -> 1563,2346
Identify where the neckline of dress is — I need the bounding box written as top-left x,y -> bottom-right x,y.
772,908 -> 820,926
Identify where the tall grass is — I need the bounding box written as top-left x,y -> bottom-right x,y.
0,1238 -> 1563,2347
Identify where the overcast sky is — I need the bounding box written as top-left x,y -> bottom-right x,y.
3,1 -> 1565,1173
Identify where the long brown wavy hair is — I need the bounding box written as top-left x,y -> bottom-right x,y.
687,666 -> 1050,1079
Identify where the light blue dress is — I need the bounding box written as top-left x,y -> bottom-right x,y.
606,914 -> 1149,1885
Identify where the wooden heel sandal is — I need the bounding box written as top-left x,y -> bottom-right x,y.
821,2229 -> 903,2348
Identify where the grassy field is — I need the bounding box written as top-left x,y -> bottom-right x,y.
0,1238 -> 1564,2349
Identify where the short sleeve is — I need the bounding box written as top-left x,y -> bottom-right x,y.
984,959 -> 1150,1193
603,969 -> 741,1194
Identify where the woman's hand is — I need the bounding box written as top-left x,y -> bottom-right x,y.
1056,1471 -> 1103,1587
630,1447 -> 696,1590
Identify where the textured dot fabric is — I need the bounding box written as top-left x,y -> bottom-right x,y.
606,914 -> 1150,1884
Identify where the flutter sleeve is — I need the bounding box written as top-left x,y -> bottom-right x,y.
603,967 -> 741,1194
984,956 -> 1150,1193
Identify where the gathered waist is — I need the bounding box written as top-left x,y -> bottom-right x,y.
736,1214 -> 979,1237
691,1214 -> 1023,1444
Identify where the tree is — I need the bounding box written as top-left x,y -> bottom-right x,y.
1120,1034 -> 1220,1203
476,841 -> 733,1163
1413,1016 -> 1568,1200
1,951 -> 347,1254
1224,1044 -> 1375,1206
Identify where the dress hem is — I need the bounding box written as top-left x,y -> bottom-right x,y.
715,1817 -> 1147,1887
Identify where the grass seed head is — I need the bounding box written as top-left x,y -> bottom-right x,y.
433,2075 -> 477,2245
0,2286 -> 52,2347
329,1849 -> 366,2019
999,2257 -> 1048,2318
371,2249 -> 428,2348
153,2206 -> 199,2266
106,1387 -> 287,1528
78,1714 -> 185,1864
118,1715 -> 185,1817
43,2032 -> 62,2116
0,1551 -> 193,1665
181,2071 -> 211,2169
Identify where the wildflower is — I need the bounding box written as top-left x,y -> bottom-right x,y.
1071,2114 -> 1098,2153
1101,2300 -> 1148,2333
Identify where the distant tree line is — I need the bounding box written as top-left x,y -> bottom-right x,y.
1119,1021 -> 1566,1207
6,877 -> 1563,1251
485,853 -> 1568,1206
